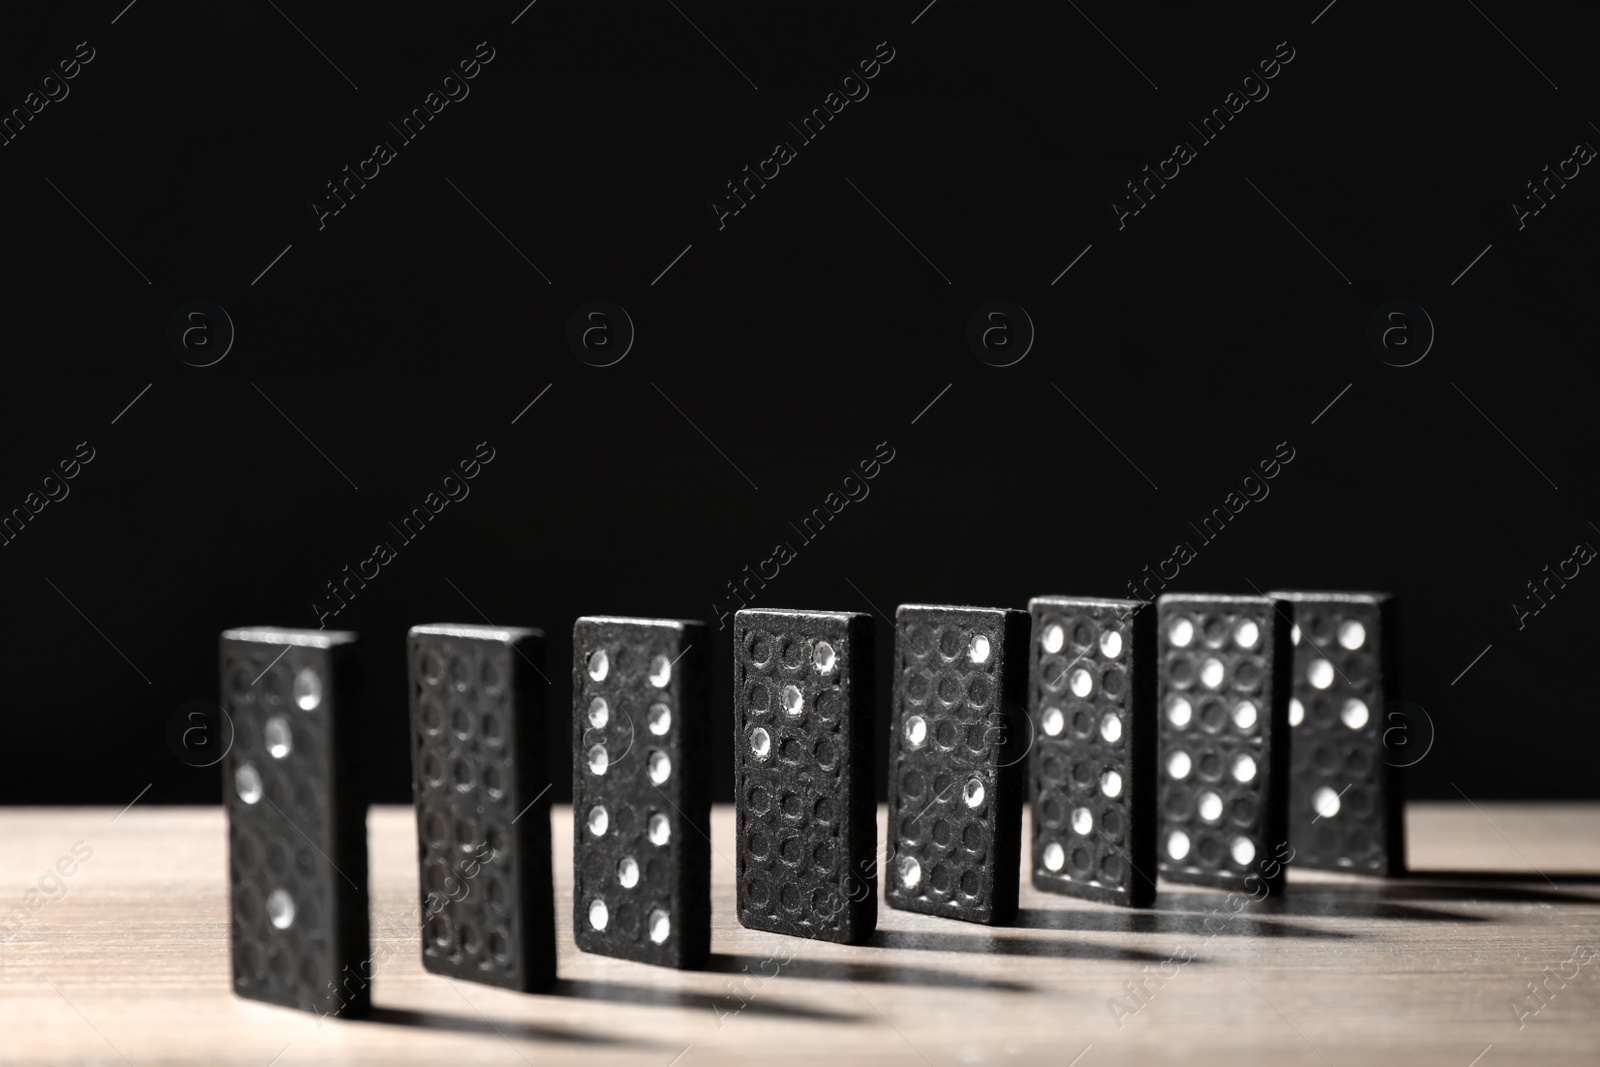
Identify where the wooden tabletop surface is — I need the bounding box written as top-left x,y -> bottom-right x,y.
3,802 -> 1598,1066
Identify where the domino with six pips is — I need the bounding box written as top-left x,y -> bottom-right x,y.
1154,594 -> 1292,894
572,616 -> 711,968
1026,597 -> 1159,908
407,624 -> 556,993
885,604 -> 1030,925
222,627 -> 370,1017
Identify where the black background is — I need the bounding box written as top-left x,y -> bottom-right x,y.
2,1 -> 1595,807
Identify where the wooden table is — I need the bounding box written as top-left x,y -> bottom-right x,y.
3,803 -> 1598,1066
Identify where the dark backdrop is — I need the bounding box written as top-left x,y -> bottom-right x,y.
2,1 -> 1595,807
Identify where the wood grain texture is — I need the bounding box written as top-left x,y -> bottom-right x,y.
2,803 -> 1598,1066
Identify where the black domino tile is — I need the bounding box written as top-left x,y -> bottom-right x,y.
733,609 -> 876,944
885,605 -> 1030,925
222,627 -> 370,1018
408,624 -> 556,993
1155,595 -> 1292,894
571,617 -> 710,968
1026,597 -> 1158,908
1269,592 -> 1405,876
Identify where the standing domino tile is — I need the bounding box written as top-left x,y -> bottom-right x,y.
1268,592 -> 1405,876
408,624 -> 556,992
1155,595 -> 1292,893
572,617 -> 710,968
733,609 -> 876,944
886,605 -> 1030,925
222,627 -> 370,1017
1027,597 -> 1158,908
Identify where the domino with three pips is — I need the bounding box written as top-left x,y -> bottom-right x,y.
884,604 -> 1030,925
222,627 -> 371,1017
733,608 -> 877,943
